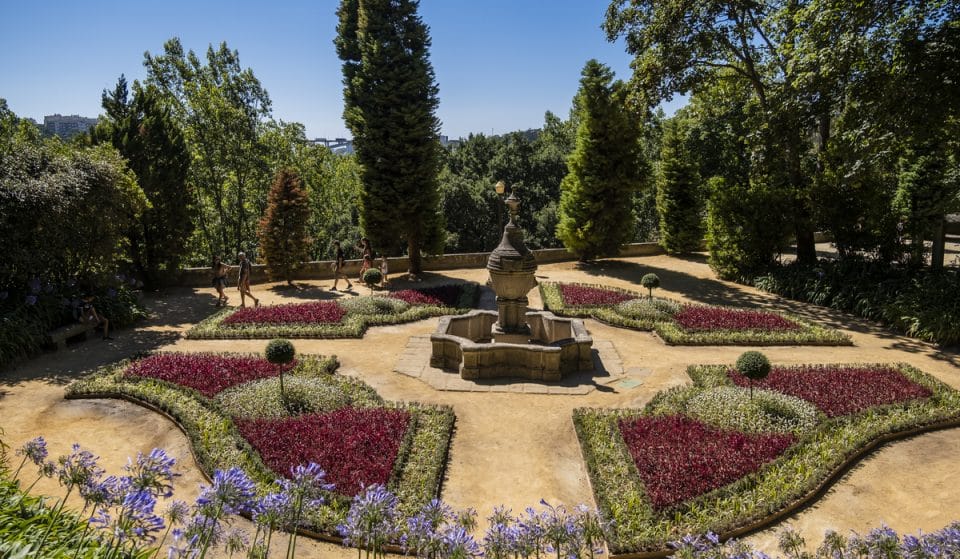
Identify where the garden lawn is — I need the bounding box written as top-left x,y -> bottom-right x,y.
540,281 -> 851,345
186,282 -> 480,339
573,362 -> 960,555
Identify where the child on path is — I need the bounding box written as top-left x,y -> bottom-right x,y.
211,256 -> 230,307
357,238 -> 373,283
379,254 -> 389,288
80,295 -> 112,340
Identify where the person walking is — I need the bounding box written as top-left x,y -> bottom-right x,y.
80,295 -> 112,340
237,252 -> 260,308
379,254 -> 389,288
357,238 -> 373,283
331,240 -> 353,291
211,256 -> 231,307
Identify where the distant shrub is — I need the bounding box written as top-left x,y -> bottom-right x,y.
362,268 -> 383,287
640,273 -> 661,298
736,351 -> 771,398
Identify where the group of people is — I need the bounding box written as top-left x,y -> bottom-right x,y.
210,239 -> 389,304
330,238 -> 388,291
210,252 -> 259,308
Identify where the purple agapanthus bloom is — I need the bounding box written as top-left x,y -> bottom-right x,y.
17,437 -> 48,466
125,448 -> 179,498
338,484 -> 399,552
0,290 -> 8,300
24,294 -> 37,306
28,277 -> 41,294
252,491 -> 291,529
197,467 -> 257,516
57,443 -> 104,491
442,525 -> 481,558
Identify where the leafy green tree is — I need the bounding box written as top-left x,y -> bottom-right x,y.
144,38 -> 273,261
557,60 -> 646,261
656,116 -> 702,253
258,169 -> 312,285
336,0 -> 444,275
94,76 -> 193,286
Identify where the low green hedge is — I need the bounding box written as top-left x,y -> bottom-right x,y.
540,281 -> 851,346
64,354 -> 456,535
573,362 -> 960,554
185,284 -> 480,340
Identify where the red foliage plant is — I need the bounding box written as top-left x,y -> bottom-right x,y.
558,284 -> 633,307
125,353 -> 296,398
223,301 -> 347,325
618,415 -> 794,510
390,285 -> 464,306
728,365 -> 932,418
674,306 -> 800,332
236,408 -> 410,496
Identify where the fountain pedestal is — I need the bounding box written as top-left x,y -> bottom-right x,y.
429,189 -> 594,382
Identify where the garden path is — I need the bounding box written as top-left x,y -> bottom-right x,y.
1,253 -> 958,557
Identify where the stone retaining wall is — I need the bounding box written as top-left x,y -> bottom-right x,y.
159,242 -> 670,287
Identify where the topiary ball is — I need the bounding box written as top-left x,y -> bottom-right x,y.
641,273 -> 661,290
265,338 -> 296,365
362,268 -> 383,287
736,350 -> 771,381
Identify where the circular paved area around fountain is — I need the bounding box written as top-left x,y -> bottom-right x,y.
2,252 -> 959,557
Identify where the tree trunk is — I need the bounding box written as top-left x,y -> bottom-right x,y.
931,217 -> 946,270
407,235 -> 422,276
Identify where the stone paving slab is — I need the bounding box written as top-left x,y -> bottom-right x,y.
393,335 -> 625,395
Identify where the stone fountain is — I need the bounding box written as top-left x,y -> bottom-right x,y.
430,190 -> 593,382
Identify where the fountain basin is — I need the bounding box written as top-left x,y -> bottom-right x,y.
430,310 -> 593,381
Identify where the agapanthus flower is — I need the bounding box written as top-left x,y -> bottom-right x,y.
28,277 -> 41,294
443,525 -> 481,559
165,500 -> 191,525
338,484 -> 399,552
57,443 -> 104,491
125,447 -> 179,498
252,491 -> 291,530
16,436 -> 48,467
196,467 -> 256,516
24,294 -> 37,306
281,462 -> 333,510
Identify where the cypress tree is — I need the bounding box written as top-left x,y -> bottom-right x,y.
556,60 -> 645,261
257,169 -> 312,285
336,0 -> 444,276
656,117 -> 703,253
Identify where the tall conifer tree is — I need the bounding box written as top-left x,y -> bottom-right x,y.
656,117 -> 703,253
556,60 -> 646,261
336,0 -> 444,276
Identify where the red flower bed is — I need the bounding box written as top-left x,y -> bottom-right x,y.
126,353 -> 295,397
390,285 -> 464,306
236,408 -> 410,496
223,301 -> 347,325
674,306 -> 800,332
559,284 -> 633,306
618,415 -> 794,510
728,365 -> 932,418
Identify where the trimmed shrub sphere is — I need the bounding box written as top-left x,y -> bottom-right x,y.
641,273 -> 661,291
736,351 -> 771,381
362,268 -> 383,286
265,338 -> 296,365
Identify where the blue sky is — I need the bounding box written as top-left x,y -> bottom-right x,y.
1,0 -> 686,139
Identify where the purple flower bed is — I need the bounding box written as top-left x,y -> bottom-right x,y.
674,306 -> 800,332
559,284 -> 633,306
728,365 -> 933,418
223,301 -> 347,325
125,353 -> 296,397
235,408 -> 411,497
390,285 -> 464,306
618,415 -> 794,510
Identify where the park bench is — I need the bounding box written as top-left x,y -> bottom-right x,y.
46,321 -> 97,350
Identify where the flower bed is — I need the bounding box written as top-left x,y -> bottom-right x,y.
540,281 -> 850,346
186,282 -> 481,339
618,415 -> 794,510
65,353 -> 456,533
727,365 -> 933,418
223,301 -> 347,325
573,362 -> 960,554
674,306 -> 799,332
558,284 -> 634,307
125,352 -> 299,398
236,408 -> 410,497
